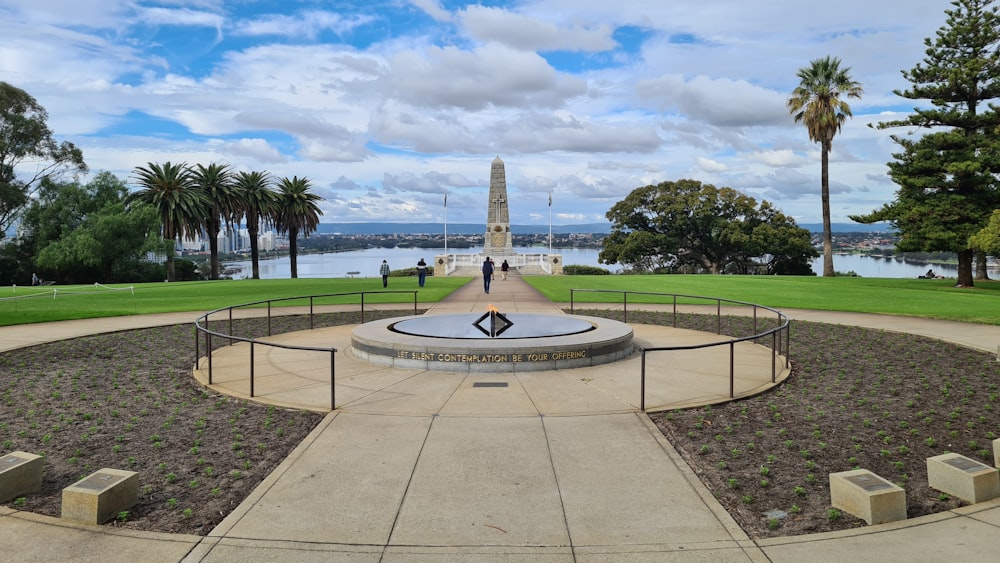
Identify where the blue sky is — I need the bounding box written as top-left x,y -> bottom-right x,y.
1,0 -> 954,226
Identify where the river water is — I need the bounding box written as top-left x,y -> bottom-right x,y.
223,248 -> 967,280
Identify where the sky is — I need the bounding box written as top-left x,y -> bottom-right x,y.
0,0 -> 957,227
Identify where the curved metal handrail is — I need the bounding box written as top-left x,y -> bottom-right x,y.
193,291 -> 418,410
569,289 -> 791,410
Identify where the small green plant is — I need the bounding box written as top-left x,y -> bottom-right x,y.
827,508 -> 842,521
768,517 -> 780,530
117,510 -> 129,522
166,498 -> 178,508
726,478 -> 739,489
790,504 -> 801,513
182,508 -> 193,518
12,496 -> 26,507
794,486 -> 806,496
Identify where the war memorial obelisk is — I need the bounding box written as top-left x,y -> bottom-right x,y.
436,156 -> 561,275
483,156 -> 513,256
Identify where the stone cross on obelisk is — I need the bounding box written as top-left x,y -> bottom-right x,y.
484,156 -> 513,256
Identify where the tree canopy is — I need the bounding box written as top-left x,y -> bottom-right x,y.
850,0 -> 1000,287
0,81 -> 87,235
600,179 -> 817,275
20,172 -> 164,283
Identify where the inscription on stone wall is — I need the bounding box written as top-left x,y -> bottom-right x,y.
397,349 -> 589,363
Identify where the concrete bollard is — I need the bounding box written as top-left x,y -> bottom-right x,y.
0,452 -> 44,503
829,469 -> 907,525
61,468 -> 139,525
927,453 -> 1000,504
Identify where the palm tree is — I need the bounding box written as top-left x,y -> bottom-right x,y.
128,162 -> 206,282
191,163 -> 239,280
787,56 -> 863,277
232,170 -> 277,280
274,176 -> 324,279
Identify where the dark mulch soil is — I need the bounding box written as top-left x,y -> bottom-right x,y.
580,310 -> 998,539
0,310 -> 409,535
3,308 -> 998,539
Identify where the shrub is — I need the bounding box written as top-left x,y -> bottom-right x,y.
562,264 -> 611,275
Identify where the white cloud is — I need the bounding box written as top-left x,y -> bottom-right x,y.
459,6 -> 617,52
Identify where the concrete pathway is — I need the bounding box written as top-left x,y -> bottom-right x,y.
2,277 -> 1000,562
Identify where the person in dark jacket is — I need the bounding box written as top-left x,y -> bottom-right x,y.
482,257 -> 494,293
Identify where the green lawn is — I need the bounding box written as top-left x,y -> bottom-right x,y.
524,275 -> 1000,325
1,274 -> 997,326
0,277 -> 472,326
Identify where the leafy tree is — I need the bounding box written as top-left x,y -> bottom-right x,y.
274,176 -> 323,279
600,179 -> 817,274
851,0 -> 1000,287
36,201 -> 162,283
787,56 -> 863,277
128,162 -> 208,282
18,172 -> 163,283
0,81 -> 87,235
233,170 -> 277,280
970,209 -> 1000,256
192,163 -> 239,280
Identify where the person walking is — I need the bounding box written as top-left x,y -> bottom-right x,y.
500,259 -> 509,280
380,259 -> 390,288
482,256 -> 494,294
416,258 -> 428,287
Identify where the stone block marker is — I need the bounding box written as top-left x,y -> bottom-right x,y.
0,451 -> 44,503
927,453 -> 1000,504
993,437 -> 1000,469
61,468 -> 139,525
829,469 -> 907,525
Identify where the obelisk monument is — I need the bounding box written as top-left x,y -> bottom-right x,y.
483,155 -> 513,256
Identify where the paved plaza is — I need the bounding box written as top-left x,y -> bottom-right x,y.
2,277 -> 1000,562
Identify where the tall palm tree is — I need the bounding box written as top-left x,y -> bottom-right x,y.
192,163 -> 239,280
787,56 -> 863,277
274,176 -> 324,279
128,162 -> 206,282
232,170 -> 277,280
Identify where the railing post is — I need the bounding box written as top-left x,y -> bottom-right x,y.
623,292 -> 628,324
413,291 -> 417,315
195,324 -> 200,369
309,296 -> 314,330
640,350 -> 646,411
228,308 -> 233,341
570,289 -> 575,314
207,332 -> 213,385
267,302 -> 272,336
753,306 -> 758,342
772,331 -> 777,383
729,341 -> 735,398
330,349 -> 336,410
672,295 -> 677,327
249,340 -> 255,397
717,299 -> 722,335
361,292 -> 365,324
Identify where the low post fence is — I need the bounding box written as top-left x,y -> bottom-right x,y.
569,289 -> 790,411
193,291 -> 418,410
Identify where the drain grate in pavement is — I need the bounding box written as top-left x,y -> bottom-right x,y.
472,382 -> 509,388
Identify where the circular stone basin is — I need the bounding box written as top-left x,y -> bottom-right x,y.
391,313 -> 595,339
350,313 -> 634,373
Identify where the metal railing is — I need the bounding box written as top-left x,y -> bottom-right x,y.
193,291 -> 418,410
570,289 -> 791,410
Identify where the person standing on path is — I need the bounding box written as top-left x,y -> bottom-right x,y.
416,258 -> 427,287
500,259 -> 509,280
482,256 -> 494,294
380,260 -> 390,288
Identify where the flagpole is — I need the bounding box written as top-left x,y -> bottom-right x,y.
548,192 -> 552,256
443,191 -> 448,263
